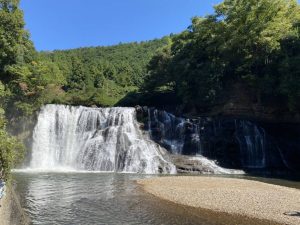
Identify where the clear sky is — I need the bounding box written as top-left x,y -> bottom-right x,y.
20,0 -> 221,51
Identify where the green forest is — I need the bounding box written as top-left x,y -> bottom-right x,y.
1,0 -> 300,179
144,0 -> 300,114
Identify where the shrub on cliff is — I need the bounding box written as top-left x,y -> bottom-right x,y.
0,107 -> 25,180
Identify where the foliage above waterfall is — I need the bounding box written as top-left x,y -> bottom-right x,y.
39,38 -> 169,87
4,37 -> 169,114
143,0 -> 300,112
0,1 -> 168,115
35,38 -> 169,107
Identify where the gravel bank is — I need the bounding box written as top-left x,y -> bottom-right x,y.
138,176 -> 300,225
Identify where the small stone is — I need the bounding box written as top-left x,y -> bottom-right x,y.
284,211 -> 300,217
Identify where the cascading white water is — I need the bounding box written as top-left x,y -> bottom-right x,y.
148,109 -> 187,154
30,105 -> 176,174
147,109 -> 244,174
236,121 -> 266,168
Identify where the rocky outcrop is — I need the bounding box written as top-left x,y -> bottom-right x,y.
204,82 -> 300,123
170,155 -> 243,174
0,185 -> 30,225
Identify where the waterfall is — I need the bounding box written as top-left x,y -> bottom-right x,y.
235,121 -> 266,169
147,109 -> 195,154
30,105 -> 176,174
146,108 -> 268,170
146,109 -> 244,174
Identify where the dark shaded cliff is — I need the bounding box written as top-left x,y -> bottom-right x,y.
136,106 -> 300,175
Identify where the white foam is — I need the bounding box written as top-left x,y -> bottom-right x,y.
191,155 -> 245,175
29,105 -> 176,174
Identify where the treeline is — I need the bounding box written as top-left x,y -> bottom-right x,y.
143,0 -> 300,113
37,38 -> 169,106
2,22 -> 168,116
4,38 -> 169,117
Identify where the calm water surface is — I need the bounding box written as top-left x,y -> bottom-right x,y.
13,173 -> 300,225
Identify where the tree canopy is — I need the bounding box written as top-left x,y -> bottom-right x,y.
144,0 -> 300,111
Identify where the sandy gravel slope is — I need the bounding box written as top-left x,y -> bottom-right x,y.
138,176 -> 300,225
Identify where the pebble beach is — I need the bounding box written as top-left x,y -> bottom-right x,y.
138,176 -> 300,225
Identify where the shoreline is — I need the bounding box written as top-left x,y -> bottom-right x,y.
137,176 -> 300,225
0,183 -> 31,225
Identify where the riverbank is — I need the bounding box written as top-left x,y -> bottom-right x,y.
0,184 -> 30,225
138,176 -> 300,225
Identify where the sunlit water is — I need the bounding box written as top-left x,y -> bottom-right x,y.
14,173 -> 200,225
29,105 -> 176,174
13,172 -> 300,225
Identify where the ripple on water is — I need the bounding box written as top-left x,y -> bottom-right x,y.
13,173 -> 293,225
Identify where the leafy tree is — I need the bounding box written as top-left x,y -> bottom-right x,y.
144,43 -> 173,91
36,38 -> 169,106
0,0 -> 34,79
214,0 -> 300,79
66,57 -> 86,90
277,22 -> 300,110
144,0 -> 300,111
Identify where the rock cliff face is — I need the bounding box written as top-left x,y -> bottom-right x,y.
0,185 -> 30,225
136,106 -> 300,174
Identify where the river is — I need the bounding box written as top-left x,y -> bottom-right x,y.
13,172 -> 300,225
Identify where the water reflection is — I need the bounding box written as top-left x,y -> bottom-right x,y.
13,173 -> 294,225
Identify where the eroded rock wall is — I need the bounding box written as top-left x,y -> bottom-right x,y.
0,185 -> 30,225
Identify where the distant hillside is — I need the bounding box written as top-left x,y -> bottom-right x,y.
37,38 -> 170,106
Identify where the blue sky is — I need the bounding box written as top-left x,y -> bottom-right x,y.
20,0 -> 221,51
